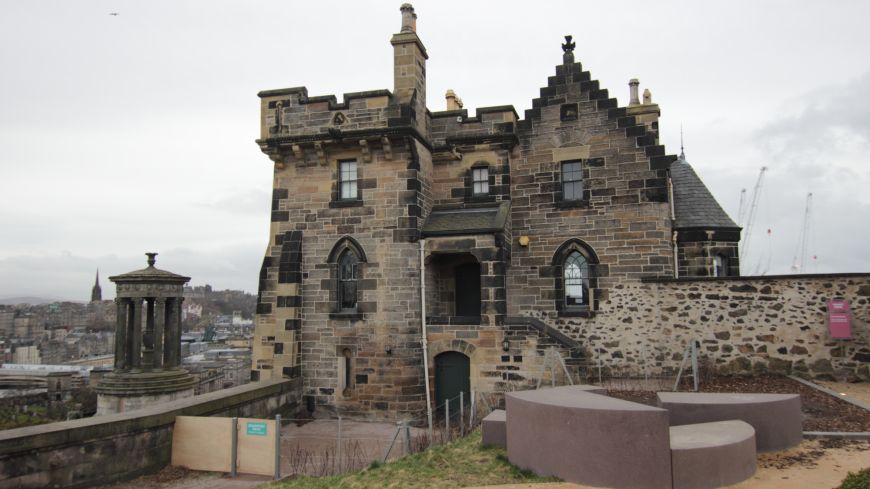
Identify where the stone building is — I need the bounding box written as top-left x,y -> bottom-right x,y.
251,5 -> 867,418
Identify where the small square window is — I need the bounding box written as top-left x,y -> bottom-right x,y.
561,161 -> 583,201
339,160 -> 358,200
472,167 -> 489,195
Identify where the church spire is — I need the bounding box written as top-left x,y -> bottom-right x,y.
679,125 -> 686,162
90,269 -> 102,302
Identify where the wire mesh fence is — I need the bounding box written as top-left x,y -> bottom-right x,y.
273,390 -> 499,478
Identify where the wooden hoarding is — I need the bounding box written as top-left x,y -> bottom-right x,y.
171,416 -> 233,472
237,417 -> 277,476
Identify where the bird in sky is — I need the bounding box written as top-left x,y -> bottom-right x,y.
109,12 -> 119,16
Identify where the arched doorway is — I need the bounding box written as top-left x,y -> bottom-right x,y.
435,351 -> 470,418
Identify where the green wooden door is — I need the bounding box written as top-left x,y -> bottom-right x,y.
435,351 -> 470,419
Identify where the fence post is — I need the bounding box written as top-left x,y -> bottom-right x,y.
231,417 -> 238,478
274,414 -> 281,480
445,400 -> 450,439
459,391 -> 465,437
336,416 -> 343,475
402,419 -> 411,454
469,388 -> 475,430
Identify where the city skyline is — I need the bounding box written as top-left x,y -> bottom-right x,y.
2,1 -> 869,301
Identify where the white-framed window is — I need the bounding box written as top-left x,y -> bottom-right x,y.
561,161 -> 583,201
472,167 -> 489,195
339,160 -> 358,200
713,254 -> 729,277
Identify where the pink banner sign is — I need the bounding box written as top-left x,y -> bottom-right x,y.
828,299 -> 852,339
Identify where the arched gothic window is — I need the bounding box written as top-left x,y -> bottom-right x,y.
551,238 -> 601,315
564,251 -> 589,307
338,250 -> 359,310
328,236 -> 367,316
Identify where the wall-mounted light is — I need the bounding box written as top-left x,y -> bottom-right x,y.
518,235 -> 530,247
385,345 -> 392,355
502,338 -> 510,352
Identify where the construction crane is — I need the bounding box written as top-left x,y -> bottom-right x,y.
791,193 -> 813,273
739,167 -> 768,273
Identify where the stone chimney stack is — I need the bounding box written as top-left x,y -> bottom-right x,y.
629,79 -> 640,106
626,78 -> 661,144
445,89 -> 463,110
391,4 -> 428,134
400,3 -> 416,32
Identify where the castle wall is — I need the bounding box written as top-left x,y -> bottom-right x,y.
525,274 -> 870,380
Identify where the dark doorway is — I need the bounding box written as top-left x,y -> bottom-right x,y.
435,351 -> 470,418
454,262 -> 481,317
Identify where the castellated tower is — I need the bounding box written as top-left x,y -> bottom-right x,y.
251,4 -> 740,420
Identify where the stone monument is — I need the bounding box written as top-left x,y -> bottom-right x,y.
96,252 -> 196,414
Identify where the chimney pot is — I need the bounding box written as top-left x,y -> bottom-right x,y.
445,89 -> 463,110
400,3 -> 415,32
643,88 -> 652,105
629,79 -> 640,106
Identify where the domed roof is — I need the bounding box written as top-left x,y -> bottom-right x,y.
109,253 -> 190,284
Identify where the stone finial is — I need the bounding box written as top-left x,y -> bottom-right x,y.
629,79 -> 640,106
643,88 -> 652,105
145,252 -> 157,267
562,35 -> 576,64
445,89 -> 463,110
400,4 -> 416,33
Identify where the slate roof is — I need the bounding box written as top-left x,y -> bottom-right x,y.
670,152 -> 740,230
422,201 -> 510,237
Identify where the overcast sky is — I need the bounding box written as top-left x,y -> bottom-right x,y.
1,1 -> 868,302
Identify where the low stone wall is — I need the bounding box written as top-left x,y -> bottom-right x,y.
0,378 -> 301,489
528,274 -> 870,380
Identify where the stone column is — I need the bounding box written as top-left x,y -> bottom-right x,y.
114,299 -> 128,370
131,299 -> 143,369
164,298 -> 177,368
154,298 -> 166,369
173,297 -> 184,367
142,298 -> 155,368
125,299 -> 136,370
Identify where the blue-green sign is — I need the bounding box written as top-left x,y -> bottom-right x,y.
246,421 -> 268,436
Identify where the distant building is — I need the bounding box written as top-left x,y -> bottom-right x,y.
182,302 -> 203,321
90,270 -> 102,302
12,345 -> 41,365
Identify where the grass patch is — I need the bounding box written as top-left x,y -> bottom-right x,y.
264,430 -> 557,489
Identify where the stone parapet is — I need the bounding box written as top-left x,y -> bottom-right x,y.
0,378 -> 300,489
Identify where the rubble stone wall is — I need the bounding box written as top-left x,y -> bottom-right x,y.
525,274 -> 870,380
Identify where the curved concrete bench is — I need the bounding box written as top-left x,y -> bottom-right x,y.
507,386 -> 672,489
657,392 -> 802,452
481,409 -> 506,448
484,386 -> 606,449
670,420 -> 757,489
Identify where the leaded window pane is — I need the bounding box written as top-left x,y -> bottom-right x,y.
339,252 -> 358,309
564,251 -> 589,306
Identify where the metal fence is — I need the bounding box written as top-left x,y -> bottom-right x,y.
264,390 -> 499,479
